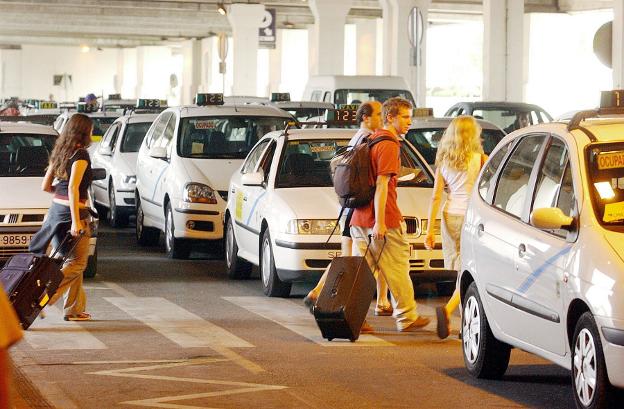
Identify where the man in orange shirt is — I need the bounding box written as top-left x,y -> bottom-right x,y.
350,97 -> 430,332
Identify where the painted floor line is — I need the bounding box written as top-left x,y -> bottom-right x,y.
24,305 -> 107,350
100,280 -> 137,298
105,297 -> 254,349
223,296 -> 393,347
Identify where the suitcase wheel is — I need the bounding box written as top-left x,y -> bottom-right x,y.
349,338 -> 356,343
328,338 -> 333,342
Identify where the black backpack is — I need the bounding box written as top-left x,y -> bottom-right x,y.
332,135 -> 396,209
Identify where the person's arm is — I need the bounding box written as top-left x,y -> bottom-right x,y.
41,167 -> 55,193
372,175 -> 390,240
68,159 -> 87,237
425,167 -> 445,250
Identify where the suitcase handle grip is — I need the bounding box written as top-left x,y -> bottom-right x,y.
49,230 -> 86,261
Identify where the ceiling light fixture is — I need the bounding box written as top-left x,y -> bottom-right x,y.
283,20 -> 295,29
80,45 -> 90,53
217,2 -> 227,15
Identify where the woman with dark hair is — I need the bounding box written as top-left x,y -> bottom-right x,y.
29,113 -> 94,321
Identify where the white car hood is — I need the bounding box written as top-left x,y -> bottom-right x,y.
183,159 -> 243,191
271,186 -> 434,220
0,177 -> 50,209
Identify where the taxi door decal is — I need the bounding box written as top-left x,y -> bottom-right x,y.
245,192 -> 267,225
235,191 -> 244,221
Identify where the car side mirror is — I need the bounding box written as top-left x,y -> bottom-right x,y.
241,171 -> 264,187
149,146 -> 168,160
99,146 -> 113,156
530,207 -> 574,230
92,167 -> 107,181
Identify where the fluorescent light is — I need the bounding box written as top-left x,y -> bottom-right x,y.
217,3 -> 226,15
80,45 -> 90,53
595,181 -> 616,200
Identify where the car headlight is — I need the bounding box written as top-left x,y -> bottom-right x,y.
121,174 -> 136,185
286,219 -> 337,235
183,183 -> 217,204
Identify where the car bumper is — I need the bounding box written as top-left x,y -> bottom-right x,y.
115,187 -> 136,209
0,225 -> 42,261
172,201 -> 224,240
596,316 -> 624,388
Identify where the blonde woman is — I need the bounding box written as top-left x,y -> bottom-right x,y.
424,116 -> 486,339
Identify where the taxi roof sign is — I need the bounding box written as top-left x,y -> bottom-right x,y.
338,104 -> 359,111
271,92 -> 290,102
600,90 -> 624,109
108,93 -> 122,100
327,107 -> 358,126
196,93 -> 224,106
413,107 -> 434,117
136,99 -> 162,109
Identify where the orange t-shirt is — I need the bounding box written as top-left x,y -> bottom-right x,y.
350,130 -> 403,229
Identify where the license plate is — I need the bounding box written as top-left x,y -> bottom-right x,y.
0,234 -> 32,247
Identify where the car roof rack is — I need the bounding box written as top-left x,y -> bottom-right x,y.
567,107 -> 624,143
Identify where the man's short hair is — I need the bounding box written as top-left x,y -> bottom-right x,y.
382,97 -> 413,124
355,102 -> 375,124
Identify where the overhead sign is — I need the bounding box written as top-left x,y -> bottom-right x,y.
259,8 -> 276,49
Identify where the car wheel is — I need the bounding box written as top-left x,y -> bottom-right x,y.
83,249 -> 97,278
572,312 -> 618,409
462,282 -> 511,379
225,216 -> 252,279
136,196 -> 159,246
260,229 -> 291,297
165,203 -> 191,259
108,182 -> 128,228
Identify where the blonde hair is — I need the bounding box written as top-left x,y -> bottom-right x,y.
435,116 -> 484,171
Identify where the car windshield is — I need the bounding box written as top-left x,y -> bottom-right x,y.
0,133 -> 56,177
587,142 -> 624,228
121,122 -> 152,153
275,138 -> 433,189
469,108 -> 552,132
405,127 -> 506,165
334,89 -> 415,106
286,108 -> 330,122
91,117 -> 117,137
178,116 -> 289,159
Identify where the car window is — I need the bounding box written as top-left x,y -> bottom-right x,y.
259,141 -> 277,183
323,92 -> 332,103
493,135 -> 545,218
99,123 -> 118,152
154,114 -> 176,151
241,139 -> 270,174
478,141 -> 512,203
333,89 -> 415,106
310,91 -> 322,102
551,163 -> 575,238
121,122 -> 153,153
145,113 -> 171,149
91,117 -> 117,138
532,138 -> 568,211
0,133 -> 56,177
398,142 -> 434,188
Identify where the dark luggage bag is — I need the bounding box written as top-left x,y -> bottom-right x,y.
313,240 -> 382,342
0,232 -> 79,330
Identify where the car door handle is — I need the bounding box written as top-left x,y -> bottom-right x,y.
518,244 -> 527,258
477,223 -> 484,236
231,189 -> 235,193
243,196 -> 248,201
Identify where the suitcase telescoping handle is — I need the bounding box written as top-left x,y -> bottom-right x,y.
332,235 -> 386,300
49,230 -> 85,262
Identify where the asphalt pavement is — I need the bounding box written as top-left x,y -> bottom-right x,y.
9,225 -> 577,409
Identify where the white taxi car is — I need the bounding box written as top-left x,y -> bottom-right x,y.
54,106 -> 121,142
225,128 -> 451,297
272,101 -> 335,123
91,101 -> 162,227
134,93 -> 293,259
459,95 -> 624,408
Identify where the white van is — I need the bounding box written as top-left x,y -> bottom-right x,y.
302,75 -> 415,106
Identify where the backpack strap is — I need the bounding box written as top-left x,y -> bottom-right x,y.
367,135 -> 397,149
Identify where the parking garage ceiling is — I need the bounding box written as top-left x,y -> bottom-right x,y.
0,0 -> 613,47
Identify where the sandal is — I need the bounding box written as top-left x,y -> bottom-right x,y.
64,312 -> 91,321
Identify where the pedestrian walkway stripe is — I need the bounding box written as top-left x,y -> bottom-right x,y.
25,305 -> 107,350
105,297 -> 254,349
223,296 -> 393,347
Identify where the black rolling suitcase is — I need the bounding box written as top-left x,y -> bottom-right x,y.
313,240 -> 382,342
0,232 -> 79,330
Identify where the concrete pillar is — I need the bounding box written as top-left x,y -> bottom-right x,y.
308,25 -> 318,76
200,37 -> 213,92
0,49 -> 22,99
181,39 -> 202,105
380,0 -> 395,75
483,0 -> 526,101
227,3 -> 265,96
613,0 -> 624,88
308,0 -> 353,76
268,29 -> 283,95
355,19 -> 377,75
135,46 -> 145,98
114,48 -> 124,94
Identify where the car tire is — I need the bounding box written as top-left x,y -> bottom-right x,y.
83,249 -> 97,278
225,216 -> 252,279
571,312 -> 618,409
108,182 -> 128,228
462,282 -> 511,379
136,196 -> 159,246
260,229 -> 291,297
165,203 -> 191,259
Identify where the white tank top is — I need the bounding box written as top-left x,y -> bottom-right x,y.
440,152 -> 482,215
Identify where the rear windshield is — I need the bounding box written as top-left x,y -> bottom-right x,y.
121,122 -> 152,153
178,116 -> 289,159
0,133 -> 56,177
587,142 -> 624,230
334,89 -> 415,106
286,108 -> 330,122
91,117 -> 117,137
406,127 -> 505,165
468,108 -> 552,133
